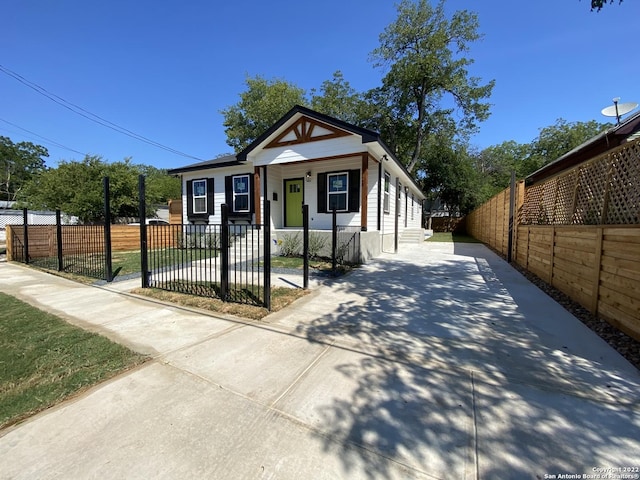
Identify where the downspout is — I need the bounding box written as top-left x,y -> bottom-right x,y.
377,161 -> 382,231
394,177 -> 399,253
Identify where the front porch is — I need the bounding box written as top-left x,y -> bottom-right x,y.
254,152 -> 372,232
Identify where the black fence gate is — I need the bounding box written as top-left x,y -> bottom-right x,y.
141,204 -> 271,308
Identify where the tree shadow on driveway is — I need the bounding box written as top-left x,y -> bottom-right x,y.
292,244 -> 640,479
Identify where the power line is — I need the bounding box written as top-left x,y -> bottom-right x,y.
0,64 -> 205,161
0,118 -> 88,156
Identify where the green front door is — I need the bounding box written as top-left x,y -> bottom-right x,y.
285,179 -> 304,227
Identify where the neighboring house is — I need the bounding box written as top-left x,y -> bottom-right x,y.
168,105 -> 426,261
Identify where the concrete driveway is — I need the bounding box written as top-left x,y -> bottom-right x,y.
0,242 -> 639,479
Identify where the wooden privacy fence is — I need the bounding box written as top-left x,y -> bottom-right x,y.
464,138 -> 640,341
7,224 -> 176,260
464,182 -> 525,257
515,225 -> 640,339
168,198 -> 182,225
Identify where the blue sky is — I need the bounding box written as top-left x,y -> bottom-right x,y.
3,0 -> 639,170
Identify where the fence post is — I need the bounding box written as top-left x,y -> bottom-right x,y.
263,200 -> 271,310
103,177 -> 113,282
591,227 -> 604,315
220,204 -> 229,301
22,208 -> 29,264
138,175 -> 149,288
548,226 -> 556,285
508,171 -> 516,263
56,209 -> 63,271
303,204 -> 309,289
332,207 -> 337,274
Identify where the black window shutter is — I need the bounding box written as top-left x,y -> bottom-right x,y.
317,173 -> 327,213
225,175 -> 233,212
348,169 -> 360,212
186,180 -> 194,217
249,173 -> 255,214
207,177 -> 215,215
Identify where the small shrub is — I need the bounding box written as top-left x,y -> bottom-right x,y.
177,232 -> 224,250
204,233 -> 220,249
308,232 -> 328,259
279,233 -> 302,257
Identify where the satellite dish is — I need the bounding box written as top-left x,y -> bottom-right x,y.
601,97 -> 638,125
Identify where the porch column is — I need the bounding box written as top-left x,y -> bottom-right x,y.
361,153 -> 368,231
254,166 -> 261,224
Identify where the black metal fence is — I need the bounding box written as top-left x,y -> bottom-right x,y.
330,208 -> 362,270
335,225 -> 362,266
8,209 -> 111,281
8,174 -> 364,310
142,203 -> 272,308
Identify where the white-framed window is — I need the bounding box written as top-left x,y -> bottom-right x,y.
327,172 -> 348,212
193,179 -> 207,214
233,175 -> 250,213
383,172 -> 390,214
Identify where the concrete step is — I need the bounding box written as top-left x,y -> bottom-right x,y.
399,229 -> 424,243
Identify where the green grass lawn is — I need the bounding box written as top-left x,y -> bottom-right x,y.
269,255 -> 333,271
112,248 -> 217,277
426,232 -> 482,243
0,292 -> 147,429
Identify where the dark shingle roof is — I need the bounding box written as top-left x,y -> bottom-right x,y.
167,154 -> 241,175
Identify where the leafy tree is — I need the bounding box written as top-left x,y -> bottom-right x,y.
104,159 -> 140,219
369,0 -> 494,174
221,75 -> 307,151
219,1 -> 495,214
19,156 -> 177,223
310,71 -> 364,124
526,118 -> 609,174
590,0 -> 622,11
420,137 -> 482,216
141,165 -> 181,203
474,140 -> 531,199
0,136 -> 48,202
471,119 -> 610,204
20,156 -> 106,223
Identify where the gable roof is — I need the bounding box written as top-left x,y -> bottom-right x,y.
236,105 -> 381,161
526,111 -> 640,186
167,105 -> 425,199
238,105 -> 424,197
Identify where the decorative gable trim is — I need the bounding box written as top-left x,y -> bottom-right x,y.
265,117 -> 350,148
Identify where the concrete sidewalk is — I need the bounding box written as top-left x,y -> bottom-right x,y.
0,242 -> 639,479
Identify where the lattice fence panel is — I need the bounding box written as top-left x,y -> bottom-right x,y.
539,177 -> 558,224
606,142 -> 640,224
553,171 -> 577,224
573,158 -> 609,225
522,183 -> 544,224
524,138 -> 640,225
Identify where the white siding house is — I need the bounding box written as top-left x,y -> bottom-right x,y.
168,106 -> 425,261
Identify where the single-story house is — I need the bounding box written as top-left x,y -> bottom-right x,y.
168,105 -> 426,261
